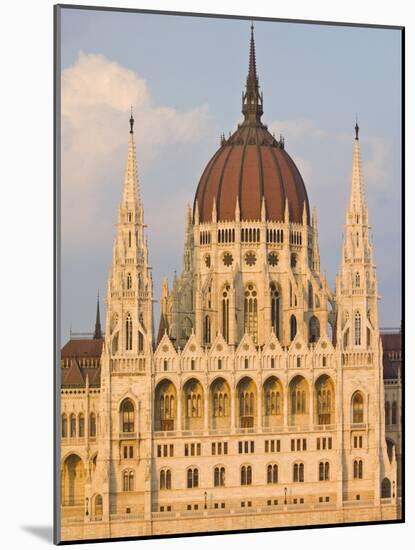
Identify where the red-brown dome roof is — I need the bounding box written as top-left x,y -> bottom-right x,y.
193,24 -> 310,225
194,123 -> 309,224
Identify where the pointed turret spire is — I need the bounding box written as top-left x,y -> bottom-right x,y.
122,108 -> 141,207
349,122 -> 366,215
94,292 -> 102,339
242,23 -> 263,124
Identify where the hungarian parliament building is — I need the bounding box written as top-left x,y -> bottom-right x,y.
59,26 -> 402,542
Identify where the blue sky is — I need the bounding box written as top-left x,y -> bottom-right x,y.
60,7 -> 402,341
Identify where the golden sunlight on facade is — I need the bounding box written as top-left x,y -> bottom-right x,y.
59,26 -> 401,541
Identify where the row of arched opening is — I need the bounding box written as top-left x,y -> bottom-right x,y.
150,377 -> 365,431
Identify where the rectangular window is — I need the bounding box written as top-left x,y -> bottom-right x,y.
250,441 -> 254,453
160,506 -> 164,512
241,502 -> 245,508
317,438 -> 320,450
302,439 -> 307,451
191,443 -> 195,456
221,502 -> 225,508
218,442 -> 222,455
296,439 -> 301,451
265,440 -> 269,453
157,445 -> 161,457
170,444 -> 174,457
323,438 -> 326,450
291,440 -> 295,452
328,438 -> 332,450
300,498 -> 304,504
187,504 -> 191,510
163,445 -> 168,457
271,439 -> 275,452
123,447 -> 128,459
212,443 -> 216,455
167,505 -> 171,511
239,442 -> 243,454
267,500 -> 271,506
274,499 -> 278,505
325,497 -> 329,502
194,504 -> 198,510
218,359 -> 222,370
197,443 -> 201,456
224,442 -> 228,454
244,441 -> 249,453
191,359 -> 195,370
247,501 -> 252,507
129,446 -> 133,459
359,436 -> 363,448
214,503 -> 219,509
185,444 -> 189,456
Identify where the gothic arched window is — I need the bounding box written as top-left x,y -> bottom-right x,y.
203,315 -> 211,345
290,315 -> 297,341
70,413 -> 76,437
308,281 -> 313,309
121,399 -> 134,433
241,465 -> 252,485
125,313 -> 133,350
123,470 -> 134,491
309,316 -> 320,343
293,463 -> 304,482
267,464 -> 278,484
78,413 -> 85,438
214,466 -> 225,487
319,461 -> 330,481
352,392 -> 364,424
222,285 -> 230,342
61,414 -> 67,438
89,412 -> 96,437
354,311 -> 361,346
355,272 -> 360,288
187,468 -> 199,488
270,283 -> 280,338
244,284 -> 258,343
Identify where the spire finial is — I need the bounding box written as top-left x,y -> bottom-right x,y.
242,23 -> 263,124
94,292 -> 102,339
355,114 -> 359,140
129,105 -> 134,134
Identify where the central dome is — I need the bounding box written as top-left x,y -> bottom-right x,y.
193,26 -> 310,225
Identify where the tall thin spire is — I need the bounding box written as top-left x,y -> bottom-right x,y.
122,109 -> 140,207
349,122 -> 366,214
94,292 -> 102,339
242,23 -> 263,124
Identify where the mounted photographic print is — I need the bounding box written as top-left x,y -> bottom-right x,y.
54,4 -> 404,544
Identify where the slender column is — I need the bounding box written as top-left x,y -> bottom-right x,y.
257,379 -> 263,430
204,385 -> 209,432
177,383 -> 182,432
231,387 -> 236,431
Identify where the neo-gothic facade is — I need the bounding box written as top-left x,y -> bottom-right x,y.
59,27 -> 401,542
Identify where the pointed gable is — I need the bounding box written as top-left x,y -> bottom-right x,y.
62,360 -> 85,387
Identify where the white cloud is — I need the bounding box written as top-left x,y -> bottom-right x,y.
61,52 -> 210,246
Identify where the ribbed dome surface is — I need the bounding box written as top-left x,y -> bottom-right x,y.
194,123 -> 309,224
193,25 -> 310,226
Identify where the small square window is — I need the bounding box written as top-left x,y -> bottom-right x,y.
300,498 -> 304,504
221,502 -> 225,508
319,497 -> 323,502
194,504 -> 198,510
325,496 -> 329,502
293,498 -> 297,504
247,501 -> 252,507
274,499 -> 278,505
214,503 -> 219,509
126,507 -> 131,514
267,500 -> 271,506
167,505 -> 171,511
356,494 -> 360,501
241,501 -> 245,507
187,504 -> 191,510
160,506 -> 164,512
